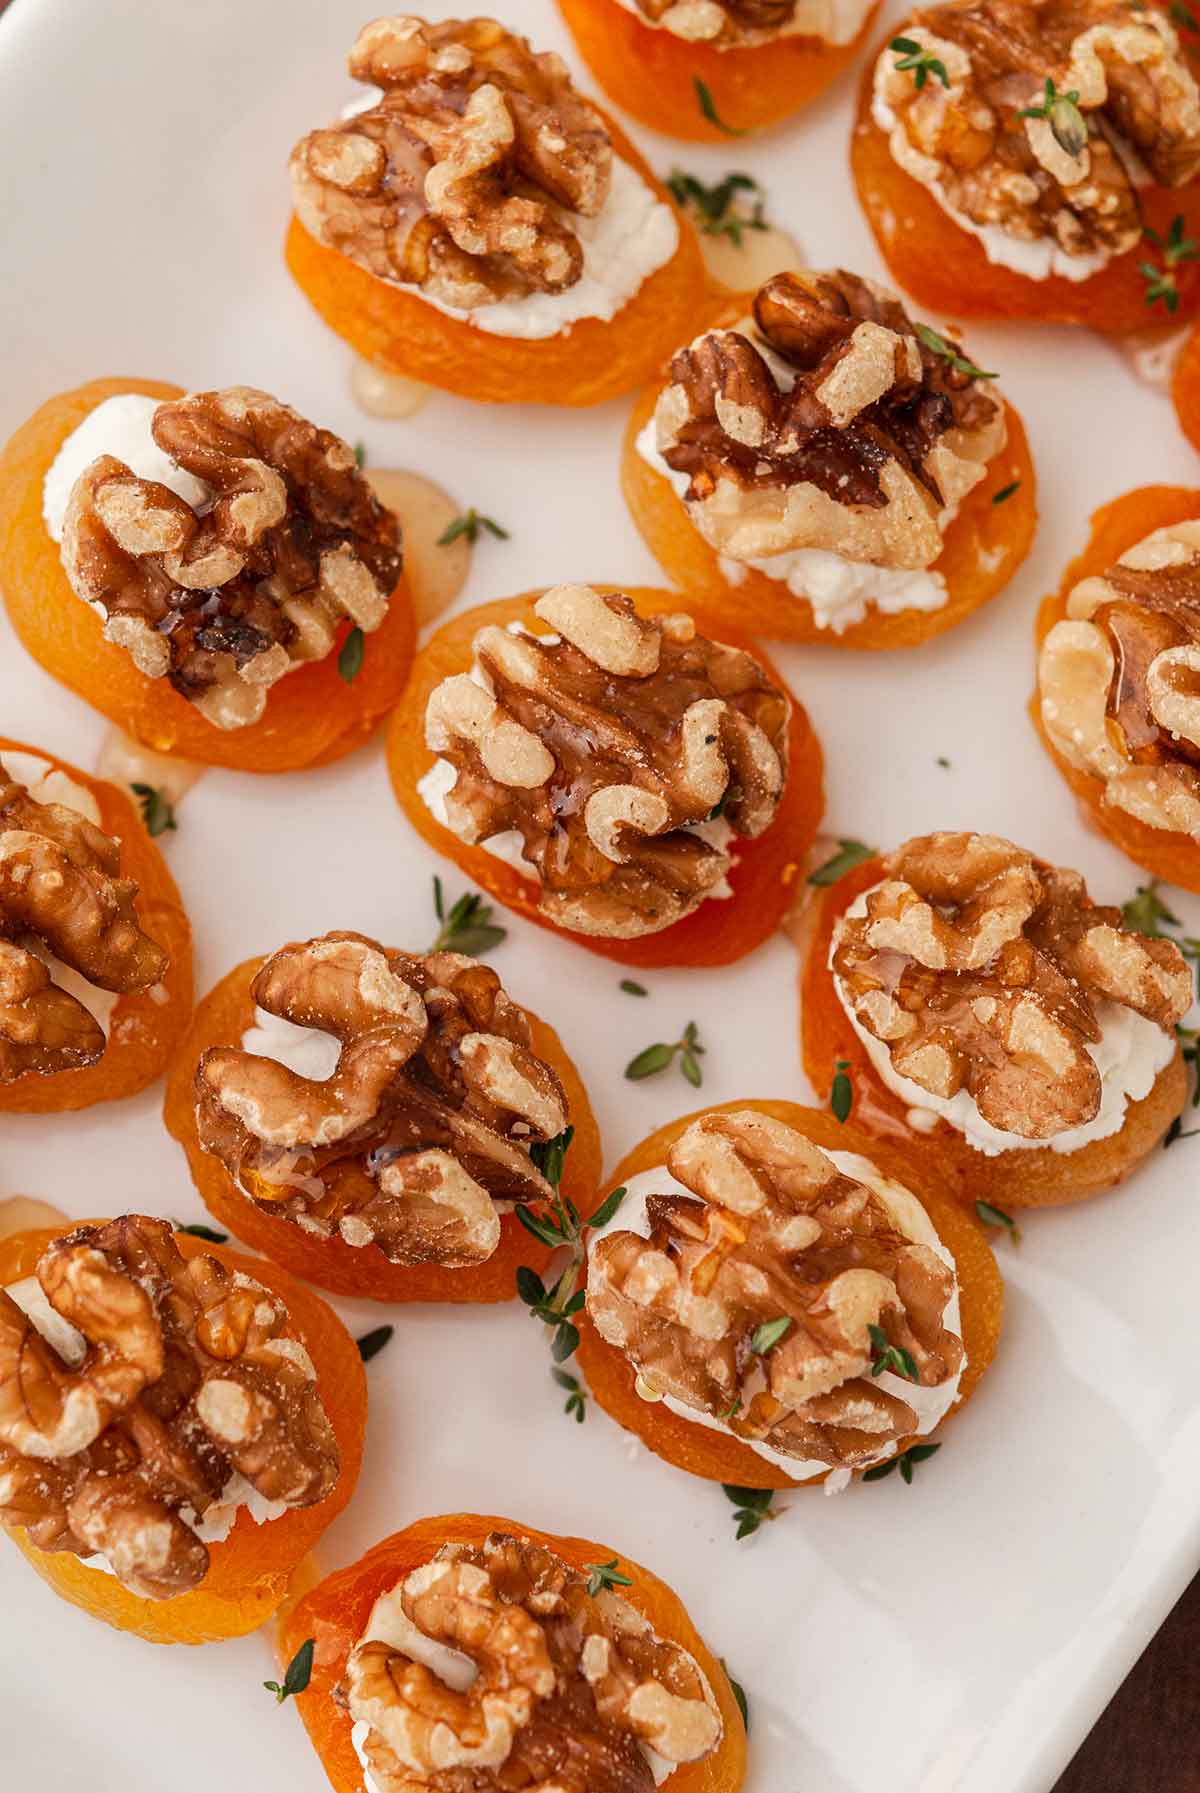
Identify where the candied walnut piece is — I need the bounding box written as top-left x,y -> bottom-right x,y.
424,584 -> 790,939
833,831 -> 1193,1138
655,269 -> 1006,569
59,387 -> 402,730
1039,519 -> 1200,837
0,1215 -> 338,1598
630,0 -> 802,47
290,17 -> 612,311
0,759 -> 168,1082
587,1108 -> 964,1470
873,0 -> 1200,268
336,1530 -> 722,1790
194,933 -> 568,1266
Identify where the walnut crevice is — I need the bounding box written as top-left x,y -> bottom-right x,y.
833,831 -> 1192,1137
424,584 -> 790,939
0,761 -> 167,1082
195,933 -> 568,1266
655,269 -> 1006,569
587,1108 -> 964,1470
0,1215 -> 338,1598
873,0 -> 1200,265
290,16 -> 612,310
61,387 -> 401,730
337,1531 -> 722,1791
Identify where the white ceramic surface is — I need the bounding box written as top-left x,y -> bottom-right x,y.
0,1 -> 1198,1790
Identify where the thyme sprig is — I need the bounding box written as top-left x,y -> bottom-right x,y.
356,1325 -> 394,1364
1018,76 -> 1087,157
862,1441 -> 942,1484
585,1558 -> 633,1596
722,1661 -> 750,1731
174,1222 -> 228,1244
722,1483 -> 781,1540
1121,879 -> 1200,1140
830,1059 -> 853,1124
429,875 -> 507,958
915,323 -> 997,382
693,77 -> 746,136
808,838 -> 877,886
553,1367 -> 588,1422
1140,216 -> 1200,313
666,169 -> 767,245
975,1199 -> 1022,1245
437,508 -> 509,547
516,1129 -> 627,1393
750,1316 -> 793,1355
625,1021 -> 705,1087
338,626 -> 365,683
867,1322 -> 918,1382
264,1638 -> 314,1703
890,35 -> 949,89
132,783 -> 177,838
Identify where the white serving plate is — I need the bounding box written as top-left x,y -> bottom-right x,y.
1,0 -> 1198,1788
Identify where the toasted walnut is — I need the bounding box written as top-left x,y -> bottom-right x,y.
655,270 -> 1006,570
195,933 -> 568,1265
0,760 -> 168,1082
0,1215 -> 338,1597
337,1531 -> 721,1791
588,1110 -> 964,1471
423,585 -> 790,939
873,0 -> 1200,267
833,832 -> 1192,1139
629,0 -> 851,48
290,17 -> 611,311
1040,520 -> 1200,837
60,388 -> 401,730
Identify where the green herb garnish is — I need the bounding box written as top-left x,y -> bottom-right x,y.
750,1316 -> 794,1355
174,1222 -> 228,1244
830,1059 -> 853,1124
890,35 -> 949,89
915,323 -> 997,381
625,1021 -> 705,1088
620,978 -> 649,997
437,508 -> 509,547
554,1366 -> 588,1423
264,1638 -> 314,1704
722,1661 -> 750,1730
1140,216 -> 1200,313
808,839 -> 877,886
862,1441 -> 942,1484
1018,76 -> 1087,156
429,875 -> 507,958
693,77 -> 746,136
666,170 -> 766,245
356,1325 -> 394,1364
516,1131 -> 627,1390
867,1322 -> 918,1382
722,1483 -> 779,1540
353,440 -> 366,468
992,480 -> 1021,505
337,626 -> 365,683
975,1199 -> 1022,1244
585,1558 -> 634,1597
132,783 -> 177,839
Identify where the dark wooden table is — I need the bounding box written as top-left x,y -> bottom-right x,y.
1053,1573 -> 1199,1791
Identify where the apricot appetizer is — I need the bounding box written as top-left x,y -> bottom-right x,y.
800,832 -> 1192,1205
623,270 -> 1035,647
556,0 -> 880,141
166,931 -> 601,1302
575,1102 -> 1001,1490
1036,487 -> 1200,889
280,1514 -> 744,1793
0,1213 -> 364,1643
387,582 -> 824,967
0,379 -> 414,773
0,742 -> 191,1112
285,16 -> 708,406
854,0 -> 1200,330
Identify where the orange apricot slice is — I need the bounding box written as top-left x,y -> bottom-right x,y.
575,1098 -> 1002,1489
851,51 -> 1200,331
798,857 -> 1189,1204
279,1513 -> 747,1793
0,379 -> 416,774
0,738 -> 192,1114
164,954 -> 602,1303
1173,329 -> 1200,453
557,0 -> 880,140
622,380 -> 1037,647
386,589 -> 824,968
1,1222 -> 365,1644
284,114 -> 713,406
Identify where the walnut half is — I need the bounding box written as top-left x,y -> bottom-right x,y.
0,1216 -> 338,1598
337,1531 -> 722,1791
656,270 -> 1006,570
873,0 -> 1200,267
1039,520 -> 1200,838
290,16 -> 612,311
587,1109 -> 965,1471
195,933 -> 569,1266
832,832 -> 1192,1138
0,759 -> 168,1082
60,387 -> 402,729
631,0 -> 801,47
423,584 -> 790,939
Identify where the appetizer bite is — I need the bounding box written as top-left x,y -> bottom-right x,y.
166,931 -> 601,1302
279,1514 -> 744,1793
576,1102 -> 1001,1490
556,0 -> 880,142
0,1214 -> 364,1643
0,742 -> 191,1112
1035,489 -> 1200,888
800,832 -> 1192,1204
0,380 -> 414,772
387,582 -> 824,966
853,0 -> 1200,330
623,270 -> 1035,646
285,16 -> 709,406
